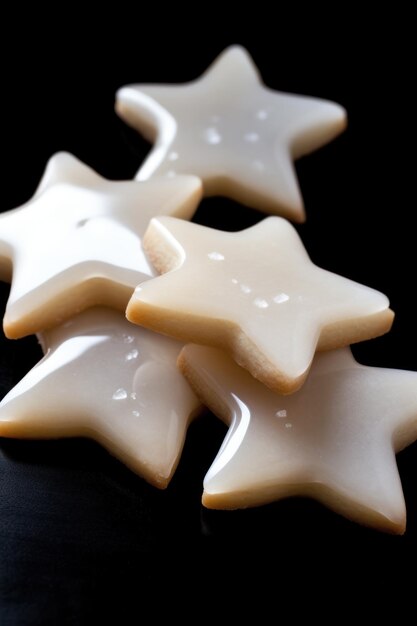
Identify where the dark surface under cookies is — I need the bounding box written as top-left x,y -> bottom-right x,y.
1,13 -> 416,623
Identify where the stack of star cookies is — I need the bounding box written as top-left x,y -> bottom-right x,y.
0,46 -> 415,533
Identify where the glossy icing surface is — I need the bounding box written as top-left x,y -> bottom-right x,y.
0,308 -> 201,487
116,45 -> 346,221
179,345 -> 417,533
0,152 -> 202,338
127,216 -> 393,394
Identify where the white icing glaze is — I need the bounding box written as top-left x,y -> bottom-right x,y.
0,152 -> 202,338
179,345 -> 417,533
127,216 -> 393,394
116,45 -> 346,221
0,308 -> 201,488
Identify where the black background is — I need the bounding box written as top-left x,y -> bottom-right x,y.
0,11 -> 416,623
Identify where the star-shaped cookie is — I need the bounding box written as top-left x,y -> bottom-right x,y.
116,45 -> 346,221
0,152 -> 202,338
0,308 -> 202,487
178,345 -> 417,533
127,216 -> 393,394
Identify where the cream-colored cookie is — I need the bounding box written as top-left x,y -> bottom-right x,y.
178,344 -> 417,533
127,216 -> 393,394
0,308 -> 202,488
0,152 -> 202,339
116,45 -> 346,221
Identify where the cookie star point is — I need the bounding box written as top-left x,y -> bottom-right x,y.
34,152 -> 101,197
116,46 -> 346,220
203,44 -> 261,85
